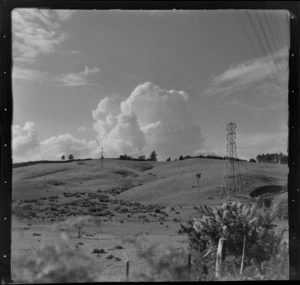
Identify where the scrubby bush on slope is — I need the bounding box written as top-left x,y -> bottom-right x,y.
271,193 -> 288,220
181,201 -> 287,279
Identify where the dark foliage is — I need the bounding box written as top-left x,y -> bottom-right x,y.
181,202 -> 285,266
256,152 -> 288,164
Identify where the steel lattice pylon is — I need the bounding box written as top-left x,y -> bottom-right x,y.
220,122 -> 243,198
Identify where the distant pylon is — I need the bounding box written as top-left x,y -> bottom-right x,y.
221,122 -> 243,198
101,147 -> 104,167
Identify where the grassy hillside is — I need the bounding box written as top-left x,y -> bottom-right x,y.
13,158 -> 287,206
117,159 -> 287,205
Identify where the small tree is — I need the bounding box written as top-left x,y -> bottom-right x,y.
61,155 -> 65,160
149,151 -> 157,161
138,155 -> 146,161
179,155 -> 184,161
166,157 -> 171,162
68,154 -> 74,160
249,158 -> 256,163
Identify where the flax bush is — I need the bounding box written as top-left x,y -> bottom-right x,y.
271,193 -> 288,220
181,202 -> 285,266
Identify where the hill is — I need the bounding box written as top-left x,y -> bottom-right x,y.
13,157 -> 287,206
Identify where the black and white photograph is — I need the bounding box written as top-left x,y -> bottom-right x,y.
10,7 -> 290,281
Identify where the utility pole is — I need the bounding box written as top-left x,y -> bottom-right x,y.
221,122 -> 242,198
101,147 -> 104,167
196,172 -> 201,191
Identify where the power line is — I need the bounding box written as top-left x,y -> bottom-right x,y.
263,11 -> 288,91
246,10 -> 286,99
253,10 -> 287,98
270,11 -> 289,52
269,11 -> 290,93
237,10 -> 279,96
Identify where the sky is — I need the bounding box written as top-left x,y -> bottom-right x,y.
12,9 -> 290,162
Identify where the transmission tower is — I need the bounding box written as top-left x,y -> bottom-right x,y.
101,147 -> 104,167
221,122 -> 243,198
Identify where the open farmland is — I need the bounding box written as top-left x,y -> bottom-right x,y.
11,158 -> 288,281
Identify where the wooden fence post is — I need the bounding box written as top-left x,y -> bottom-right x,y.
126,260 -> 130,281
187,252 -> 192,280
240,235 -> 246,277
215,238 -> 226,280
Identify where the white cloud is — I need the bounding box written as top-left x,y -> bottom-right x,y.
13,65 -> 100,87
13,121 -> 40,159
92,82 -> 205,159
12,9 -> 74,62
12,121 -> 98,162
202,47 -> 289,98
12,66 -> 50,82
41,134 -> 98,160
55,10 -> 76,21
60,66 -> 101,87
223,99 -> 286,114
78,126 -> 87,132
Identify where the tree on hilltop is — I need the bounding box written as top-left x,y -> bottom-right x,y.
149,151 -> 157,161
68,154 -> 74,160
61,155 -> 65,160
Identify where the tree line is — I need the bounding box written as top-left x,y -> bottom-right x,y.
255,152 -> 288,164
171,154 -> 247,162
119,151 -> 157,161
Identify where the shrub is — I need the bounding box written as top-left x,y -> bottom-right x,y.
271,193 -> 288,220
62,215 -> 100,238
181,202 -> 283,265
125,241 -> 190,281
13,242 -> 98,283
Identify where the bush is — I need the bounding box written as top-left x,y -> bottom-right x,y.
181,202 -> 284,266
271,193 -> 288,220
124,240 -> 190,281
13,242 -> 98,283
62,215 -> 100,238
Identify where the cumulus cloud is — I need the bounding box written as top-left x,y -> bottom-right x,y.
92,82 -> 205,159
40,134 -> 98,159
13,121 -> 98,162
13,121 -> 40,159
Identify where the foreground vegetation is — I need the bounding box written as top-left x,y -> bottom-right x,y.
13,196 -> 288,282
